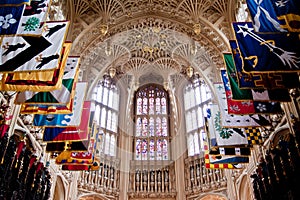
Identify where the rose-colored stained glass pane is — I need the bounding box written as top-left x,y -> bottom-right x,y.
136,139 -> 142,160
149,117 -> 155,136
141,139 -> 148,160
137,98 -> 142,115
136,117 -> 142,136
142,117 -> 148,136
149,139 -> 155,160
156,117 -> 162,136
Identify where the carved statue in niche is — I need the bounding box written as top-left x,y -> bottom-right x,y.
135,170 -> 140,182
142,170 -> 148,191
157,170 -> 162,182
134,170 -> 141,191
99,163 -> 103,177
164,169 -> 169,182
190,166 -> 194,180
110,166 -> 114,180
104,165 -> 108,178
150,170 -> 155,182
142,170 -> 148,183
150,170 -> 155,191
164,169 -> 169,192
196,164 -> 201,178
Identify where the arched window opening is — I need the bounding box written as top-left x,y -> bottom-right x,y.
184,77 -> 212,156
93,77 -> 120,157
134,84 -> 170,161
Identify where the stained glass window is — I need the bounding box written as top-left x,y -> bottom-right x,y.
157,139 -> 163,160
141,139 -> 148,160
149,117 -> 155,136
156,117 -> 162,136
93,78 -> 119,157
136,117 -> 142,136
184,77 -> 211,156
161,97 -> 167,114
149,97 -> 155,114
149,139 -> 155,160
137,98 -> 142,115
143,97 -> 148,114
136,139 -> 142,160
162,139 -> 168,160
162,117 -> 167,136
142,117 -> 148,136
134,84 -> 170,160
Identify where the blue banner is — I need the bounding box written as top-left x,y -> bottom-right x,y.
229,39 -> 299,89
232,22 -> 300,72
246,0 -> 286,32
232,21 -> 300,73
0,4 -> 24,35
0,0 -> 30,6
271,0 -> 300,32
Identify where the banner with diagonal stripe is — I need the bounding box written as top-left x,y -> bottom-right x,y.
15,56 -> 80,104
0,20 -> 69,72
270,0 -> 300,32
3,42 -> 71,84
0,41 -> 71,91
246,0 -> 287,32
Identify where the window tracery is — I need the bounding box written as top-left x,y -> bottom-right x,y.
134,84 -> 170,161
92,77 -> 119,157
184,77 -> 212,156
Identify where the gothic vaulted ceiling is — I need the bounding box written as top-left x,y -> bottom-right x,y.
61,0 -> 237,92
